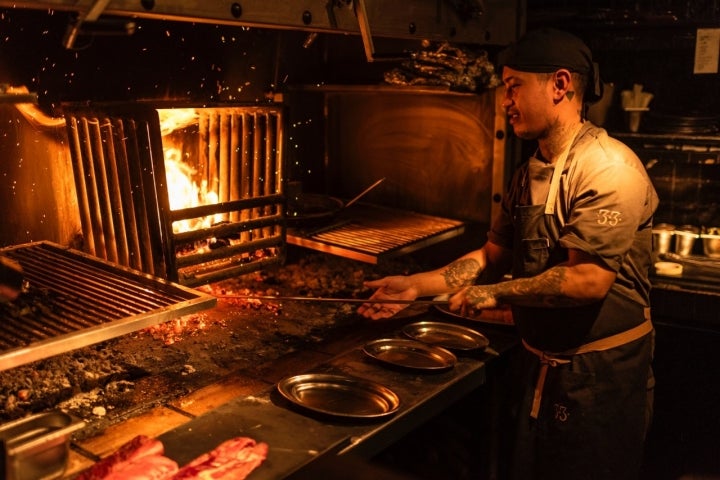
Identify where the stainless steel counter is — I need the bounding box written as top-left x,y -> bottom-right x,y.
152,311 -> 519,479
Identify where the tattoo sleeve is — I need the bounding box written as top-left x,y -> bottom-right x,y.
469,266 -> 590,308
442,258 -> 481,289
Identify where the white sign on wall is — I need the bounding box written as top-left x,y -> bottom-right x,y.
694,28 -> 720,74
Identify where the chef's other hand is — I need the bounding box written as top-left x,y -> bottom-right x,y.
0,256 -> 24,302
358,276 -> 418,320
448,285 -> 499,314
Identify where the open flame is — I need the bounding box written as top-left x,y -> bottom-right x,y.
159,108 -> 223,234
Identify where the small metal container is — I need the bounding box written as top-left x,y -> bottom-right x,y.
0,411 -> 85,480
702,227 -> 720,258
674,225 -> 700,256
652,223 -> 675,254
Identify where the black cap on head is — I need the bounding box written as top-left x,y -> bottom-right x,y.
500,28 -> 603,104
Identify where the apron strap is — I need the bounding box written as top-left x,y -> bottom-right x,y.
543,143 -> 571,216
522,316 -> 653,419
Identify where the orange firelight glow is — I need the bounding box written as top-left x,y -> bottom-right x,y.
159,108 -> 223,234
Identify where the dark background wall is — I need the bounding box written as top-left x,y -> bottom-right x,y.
526,0 -> 720,125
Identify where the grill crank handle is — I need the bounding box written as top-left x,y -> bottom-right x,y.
342,177 -> 385,208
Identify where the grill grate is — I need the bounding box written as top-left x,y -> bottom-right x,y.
287,204 -> 465,264
0,241 -> 216,371
62,103 -> 286,287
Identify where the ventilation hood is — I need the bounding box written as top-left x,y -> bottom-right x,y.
0,0 -> 522,57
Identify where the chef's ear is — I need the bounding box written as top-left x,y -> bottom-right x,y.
552,69 -> 573,102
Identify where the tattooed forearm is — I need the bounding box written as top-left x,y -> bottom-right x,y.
500,268 -> 581,307
466,266 -> 593,309
442,258 -> 481,288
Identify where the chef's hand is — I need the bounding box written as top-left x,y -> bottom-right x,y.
358,276 -> 419,320
448,285 -> 499,314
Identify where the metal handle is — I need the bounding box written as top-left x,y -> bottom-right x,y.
343,177 -> 385,208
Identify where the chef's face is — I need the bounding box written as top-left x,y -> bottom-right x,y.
501,67 -> 555,141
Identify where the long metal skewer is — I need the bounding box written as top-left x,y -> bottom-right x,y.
215,294 -> 449,305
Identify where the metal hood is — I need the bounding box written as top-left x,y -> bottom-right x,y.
0,0 -> 522,58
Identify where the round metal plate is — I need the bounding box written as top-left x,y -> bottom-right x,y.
402,321 -> 489,353
277,373 -> 400,419
362,338 -> 457,372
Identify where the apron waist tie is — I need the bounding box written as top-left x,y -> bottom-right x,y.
522,314 -> 653,419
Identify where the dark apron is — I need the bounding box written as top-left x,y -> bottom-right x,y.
504,143 -> 655,480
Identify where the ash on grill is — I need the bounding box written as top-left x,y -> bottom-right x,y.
0,253 -> 422,437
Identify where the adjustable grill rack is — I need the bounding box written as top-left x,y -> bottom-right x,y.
287,203 -> 466,264
0,241 -> 216,371
63,102 -> 286,287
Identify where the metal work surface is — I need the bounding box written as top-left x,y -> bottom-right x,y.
0,241 -> 216,370
158,314 -> 518,480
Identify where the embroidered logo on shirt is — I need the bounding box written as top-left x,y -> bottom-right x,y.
554,403 -> 570,422
597,209 -> 621,226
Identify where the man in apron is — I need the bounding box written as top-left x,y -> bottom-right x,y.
359,28 -> 658,480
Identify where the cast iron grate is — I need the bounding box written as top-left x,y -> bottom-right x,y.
0,241 -> 216,371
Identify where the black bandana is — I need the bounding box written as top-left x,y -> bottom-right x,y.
500,28 -> 603,104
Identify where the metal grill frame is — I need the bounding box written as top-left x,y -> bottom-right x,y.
287,203 -> 466,264
0,241 -> 217,371
63,102 -> 286,287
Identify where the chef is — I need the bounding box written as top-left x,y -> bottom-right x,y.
360,28 -> 658,480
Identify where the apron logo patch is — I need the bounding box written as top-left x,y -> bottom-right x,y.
554,403 -> 570,422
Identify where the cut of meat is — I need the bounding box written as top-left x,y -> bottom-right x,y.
74,435 -> 267,480
101,455 -> 179,479
75,435 -> 168,480
170,437 -> 269,480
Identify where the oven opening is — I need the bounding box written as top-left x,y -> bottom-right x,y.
63,103 -> 287,287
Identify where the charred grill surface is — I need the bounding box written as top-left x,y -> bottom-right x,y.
0,252 -> 424,438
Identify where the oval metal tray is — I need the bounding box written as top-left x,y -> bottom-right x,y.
402,321 -> 489,353
277,373 -> 400,419
362,338 -> 457,372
